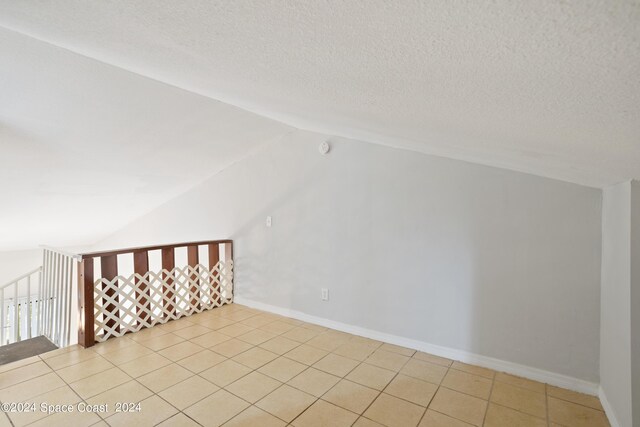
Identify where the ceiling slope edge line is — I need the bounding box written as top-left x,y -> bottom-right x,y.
85,129 -> 299,251
0,23 -> 615,189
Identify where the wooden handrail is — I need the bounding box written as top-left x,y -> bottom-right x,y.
80,239 -> 233,259
77,239 -> 233,348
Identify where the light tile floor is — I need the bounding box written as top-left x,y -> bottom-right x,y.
0,304 -> 610,427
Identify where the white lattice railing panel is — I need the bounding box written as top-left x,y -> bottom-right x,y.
93,261 -> 233,342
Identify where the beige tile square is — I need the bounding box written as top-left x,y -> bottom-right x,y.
282,326 -> 321,343
298,322 -> 328,332
418,409 -> 473,426
384,374 -> 438,407
129,326 -> 170,342
211,339 -> 254,358
284,344 -> 329,365
0,355 -> 41,374
258,356 -> 308,382
200,359 -> 252,387
292,399 -> 358,427
450,362 -> 495,379
284,318 -> 307,326
223,406 -> 286,427
190,331 -> 232,348
548,397 -> 609,427
138,332 -> 185,351
547,385 -> 604,410
40,345 -> 84,359
260,321 -> 296,335
364,393 -> 426,427
158,341 -> 205,361
345,363 -> 396,390
106,395 -> 178,427
400,359 -> 448,385
354,417 -> 385,426
333,342 -> 376,361
379,343 -> 416,357
90,336 -> 137,355
7,386 -> 80,427
137,363 -> 193,392
313,353 -> 359,377
224,310 -> 258,321
173,324 -> 212,339
348,336 -> 382,348
185,389 -> 250,427
413,352 -> 453,367
237,329 -> 278,345
0,372 -> 64,403
484,403 -> 547,427
119,352 -> 172,377
240,314 -> 278,328
158,375 -> 219,410
84,380 -> 152,415
196,317 -> 237,330
29,407 -> 101,427
99,343 -> 155,364
288,367 -> 340,397
156,317 -> 195,332
365,350 -> 410,371
491,381 -> 546,418
55,356 -> 113,383
306,333 -> 349,352
429,387 -> 487,426
233,347 -> 278,369
157,412 -> 201,426
495,372 -> 545,394
226,371 -> 282,403
218,323 -> 255,337
69,367 -> 131,399
256,384 -> 316,423
43,348 -> 99,370
259,336 -> 300,355
0,361 -> 51,388
322,379 -> 379,414
178,349 -> 227,373
442,369 -> 493,399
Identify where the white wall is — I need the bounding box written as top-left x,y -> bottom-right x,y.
0,249 -> 42,285
95,130 -> 602,383
600,181 -> 633,427
631,181 -> 639,427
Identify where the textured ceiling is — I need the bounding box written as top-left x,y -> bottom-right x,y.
0,0 -> 638,188
0,27 -> 292,250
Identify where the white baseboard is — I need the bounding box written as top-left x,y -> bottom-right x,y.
235,296 -> 599,396
598,386 -> 622,427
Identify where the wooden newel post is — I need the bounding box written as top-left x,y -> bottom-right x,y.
77,258 -> 95,348
208,243 -> 220,304
162,247 -> 176,317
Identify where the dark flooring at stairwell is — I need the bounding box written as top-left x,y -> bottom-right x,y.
0,336 -> 58,365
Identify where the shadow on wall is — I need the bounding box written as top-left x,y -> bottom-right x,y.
89,130 -> 601,382
230,134 -> 600,382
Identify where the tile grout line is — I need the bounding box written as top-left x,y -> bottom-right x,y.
1,305 -> 609,426
415,363 -> 451,426
480,371 -> 496,426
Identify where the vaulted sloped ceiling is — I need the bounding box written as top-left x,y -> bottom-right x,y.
0,27 -> 292,250
0,1 -> 639,249
1,0 -> 638,189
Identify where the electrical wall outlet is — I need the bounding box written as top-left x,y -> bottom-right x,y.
321,288 -> 329,301
266,216 -> 272,227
